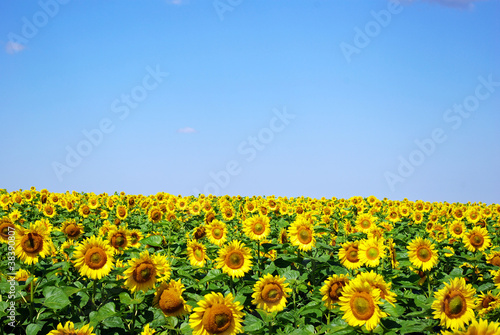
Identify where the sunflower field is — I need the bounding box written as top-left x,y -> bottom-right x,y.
1,188 -> 500,335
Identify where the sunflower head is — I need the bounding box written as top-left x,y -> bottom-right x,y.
287,216 -> 316,251
320,274 -> 350,309
15,223 -> 52,265
339,241 -> 362,270
153,279 -> 191,317
358,238 -> 386,268
124,250 -> 171,292
463,226 -> 491,253
187,240 -> 208,267
61,219 -> 84,240
252,274 -> 292,313
407,237 -> 439,272
216,240 -> 253,279
206,219 -> 227,246
47,321 -> 95,335
242,215 -> 271,241
73,235 -> 114,280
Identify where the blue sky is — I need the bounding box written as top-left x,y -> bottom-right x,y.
1,0 -> 499,204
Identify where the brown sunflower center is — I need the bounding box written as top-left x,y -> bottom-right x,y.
226,250 -> 244,269
82,207 -> 90,215
194,227 -> 206,239
159,289 -> 184,314
297,227 -> 312,245
366,247 -> 379,260
21,233 -> 44,254
469,233 -> 484,248
350,292 -> 375,321
253,222 -> 265,235
84,247 -> 108,269
453,226 -> 462,235
212,228 -> 223,239
444,291 -> 467,318
261,283 -> 283,303
346,246 -> 359,263
0,224 -> 13,239
202,303 -> 233,334
111,233 -> 127,248
490,255 -> 500,267
133,262 -> 156,283
328,281 -> 345,302
130,233 -> 139,244
482,296 -> 495,309
65,224 -> 81,238
416,246 -> 432,262
194,248 -> 205,261
360,219 -> 371,229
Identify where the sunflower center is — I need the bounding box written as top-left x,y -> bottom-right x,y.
159,289 -> 184,314
111,233 -> 127,248
360,219 -> 371,229
195,227 -> 206,239
202,304 -> 233,334
0,224 -> 12,238
490,255 -> 500,267
130,233 -> 139,244
64,224 -> 80,238
262,283 -> 283,303
21,233 -> 44,254
350,292 -> 375,321
226,251 -> 244,269
298,227 -> 312,245
84,247 -> 107,269
212,228 -> 223,239
194,248 -> 204,261
453,226 -> 462,235
366,247 -> 379,260
133,263 -> 156,283
416,246 -> 432,262
253,223 -> 264,235
328,281 -> 345,302
444,292 -> 467,318
482,296 -> 495,309
346,246 -> 359,263
470,233 -> 484,248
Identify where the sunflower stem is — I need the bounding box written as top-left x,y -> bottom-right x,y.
426,271 -> 432,298
131,291 -> 138,333
92,279 -> 97,307
29,263 -> 35,323
257,240 -> 261,277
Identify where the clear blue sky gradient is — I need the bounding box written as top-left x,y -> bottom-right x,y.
1,0 -> 499,203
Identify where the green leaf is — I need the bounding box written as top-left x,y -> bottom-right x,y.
140,235 -> 163,247
119,291 -> 144,305
26,323 -> 44,335
89,302 -> 118,327
384,302 -> 405,317
43,287 -> 71,310
243,313 -> 264,332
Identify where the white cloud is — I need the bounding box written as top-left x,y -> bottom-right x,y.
5,41 -> 26,54
177,127 -> 197,133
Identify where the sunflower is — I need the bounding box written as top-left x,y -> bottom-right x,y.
355,271 -> 397,306
107,225 -> 130,254
358,238 -> 386,268
61,219 -> 84,240
47,321 -> 95,335
79,204 -> 91,218
356,213 -> 377,233
153,279 -> 191,317
338,278 -> 387,331
124,250 -> 171,292
476,291 -> 500,316
42,203 -> 57,218
387,238 -> 399,269
458,318 -> 500,335
339,241 -> 362,270
206,219 -> 227,246
216,240 -> 253,278
431,277 -> 476,330
73,236 -> 114,280
287,216 -> 316,251
0,217 -> 15,244
221,205 -> 236,221
407,237 -> 439,272
189,292 -> 245,335
242,215 -> 270,241
15,223 -> 52,265
251,273 -> 291,313
278,228 -> 288,244
492,270 -> 500,290
129,229 -> 143,247
320,274 -> 350,309
486,249 -> 500,267
115,204 -> 128,221
148,206 -> 163,223
187,240 -> 209,267
463,226 -> 491,253
140,324 -> 156,335
449,220 -> 466,239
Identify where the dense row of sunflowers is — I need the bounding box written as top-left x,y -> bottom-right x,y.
1,188 -> 500,334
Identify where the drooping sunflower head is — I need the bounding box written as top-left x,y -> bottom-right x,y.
193,225 -> 207,240
148,206 -> 163,223
242,215 -> 271,241
339,241 -> 362,270
251,273 -> 292,313
47,321 -> 95,335
407,237 -> 439,272
463,226 -> 491,253
61,219 -> 84,240
206,219 -> 227,246
216,240 -> 253,279
431,277 -> 476,330
338,278 -> 387,331
320,274 -> 350,309
124,250 -> 171,293
0,217 -> 14,244
153,279 -> 191,317
189,292 -> 245,335
287,216 -> 316,251
73,235 -> 114,280
129,229 -> 143,247
187,240 -> 209,267
15,223 -> 52,265
358,238 -> 386,268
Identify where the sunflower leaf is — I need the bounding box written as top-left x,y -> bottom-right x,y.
42,287 -> 71,310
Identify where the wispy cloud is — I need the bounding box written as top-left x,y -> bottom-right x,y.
177,127 -> 197,134
166,0 -> 188,5
405,0 -> 485,8
5,41 -> 26,54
